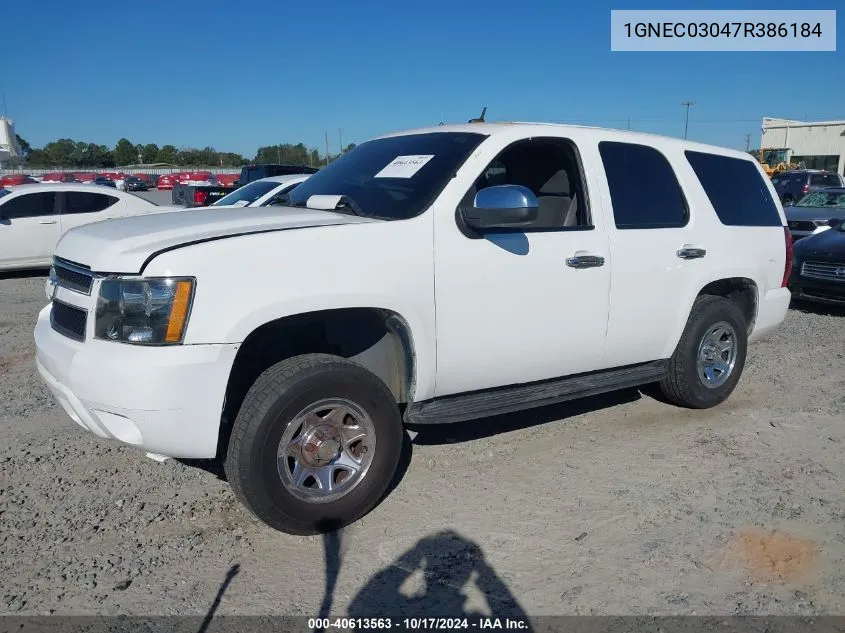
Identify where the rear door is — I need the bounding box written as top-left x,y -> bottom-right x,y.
0,191 -> 60,268
595,140 -> 704,368
58,190 -> 123,234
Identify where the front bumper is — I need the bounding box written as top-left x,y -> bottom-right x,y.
789,277 -> 845,306
34,305 -> 239,458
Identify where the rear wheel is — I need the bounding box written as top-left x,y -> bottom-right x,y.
658,295 -> 748,409
224,353 -> 403,535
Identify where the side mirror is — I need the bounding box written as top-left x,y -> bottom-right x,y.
828,217 -> 843,228
462,185 -> 538,231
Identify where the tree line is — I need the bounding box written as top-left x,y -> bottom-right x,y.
15,135 -> 357,169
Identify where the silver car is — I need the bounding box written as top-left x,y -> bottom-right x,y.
785,187 -> 845,241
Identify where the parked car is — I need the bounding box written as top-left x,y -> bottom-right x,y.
772,170 -> 844,204
788,217 -> 845,305
156,174 -> 176,191
236,163 -> 319,187
75,173 -> 97,184
123,176 -> 149,192
0,183 -> 172,271
35,123 -> 792,535
0,174 -> 38,187
785,187 -> 845,240
93,177 -> 117,188
148,174 -> 160,189
210,175 -> 311,207
216,174 -> 240,188
41,172 -> 67,183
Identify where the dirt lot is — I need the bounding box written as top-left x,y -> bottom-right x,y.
1,271 -> 843,618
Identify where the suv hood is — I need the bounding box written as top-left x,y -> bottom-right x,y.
54,205 -> 379,273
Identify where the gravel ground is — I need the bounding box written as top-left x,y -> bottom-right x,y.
1,270 -> 843,618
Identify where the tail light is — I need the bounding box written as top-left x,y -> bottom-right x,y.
781,226 -> 793,287
194,190 -> 208,205
802,182 -> 809,194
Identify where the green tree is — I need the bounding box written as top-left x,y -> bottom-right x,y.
141,143 -> 159,164
26,148 -> 50,167
83,143 -> 115,168
344,143 -> 357,153
45,138 -> 76,167
155,144 -> 178,164
15,134 -> 31,160
113,138 -> 137,166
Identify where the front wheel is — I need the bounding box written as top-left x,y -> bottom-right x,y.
224,353 -> 403,535
658,295 -> 748,409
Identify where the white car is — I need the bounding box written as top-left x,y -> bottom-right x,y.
0,183 -> 171,271
35,122 -> 792,535
210,174 -> 311,208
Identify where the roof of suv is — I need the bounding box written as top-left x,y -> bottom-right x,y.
376,122 -> 757,161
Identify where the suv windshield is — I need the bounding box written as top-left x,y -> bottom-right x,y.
214,180 -> 280,207
287,132 -> 487,220
796,190 -> 845,208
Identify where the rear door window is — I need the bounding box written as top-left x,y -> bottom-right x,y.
598,141 -> 688,229
685,151 -> 782,226
62,191 -> 119,214
810,173 -> 842,187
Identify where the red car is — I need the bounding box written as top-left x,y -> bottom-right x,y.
216,174 -> 239,188
157,174 -> 176,190
41,172 -> 66,183
75,172 -> 97,183
0,174 -> 38,186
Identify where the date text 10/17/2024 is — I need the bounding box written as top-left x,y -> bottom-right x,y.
308,617 -> 530,630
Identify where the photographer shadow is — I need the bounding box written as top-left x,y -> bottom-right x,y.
347,530 -> 531,626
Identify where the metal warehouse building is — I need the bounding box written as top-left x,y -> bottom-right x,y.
761,117 -> 845,176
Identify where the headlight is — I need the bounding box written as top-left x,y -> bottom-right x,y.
95,277 -> 195,345
46,266 -> 57,301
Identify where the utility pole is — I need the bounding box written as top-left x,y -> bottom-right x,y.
338,129 -> 343,154
627,117 -> 631,130
325,132 -> 330,166
681,101 -> 694,139
745,133 -> 751,152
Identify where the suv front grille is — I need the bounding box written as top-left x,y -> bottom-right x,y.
801,260 -> 845,282
54,257 -> 95,295
50,300 -> 88,341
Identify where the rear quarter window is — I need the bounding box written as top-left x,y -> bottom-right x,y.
811,173 -> 842,187
685,151 -> 782,227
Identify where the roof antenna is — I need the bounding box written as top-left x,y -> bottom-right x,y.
468,106 -> 486,123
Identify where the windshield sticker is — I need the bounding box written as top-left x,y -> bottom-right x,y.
374,155 -> 435,179
233,200 -> 250,207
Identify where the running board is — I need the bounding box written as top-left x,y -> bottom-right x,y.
404,360 -> 669,425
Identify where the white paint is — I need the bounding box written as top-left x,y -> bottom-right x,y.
34,122 -> 791,460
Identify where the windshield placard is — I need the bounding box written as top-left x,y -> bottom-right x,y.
374,155 -> 434,179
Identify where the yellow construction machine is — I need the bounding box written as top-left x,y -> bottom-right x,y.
756,148 -> 803,177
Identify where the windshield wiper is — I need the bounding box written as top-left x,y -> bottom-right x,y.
335,195 -> 365,216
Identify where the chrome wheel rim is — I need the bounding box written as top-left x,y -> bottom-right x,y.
277,398 -> 376,503
696,321 -> 738,389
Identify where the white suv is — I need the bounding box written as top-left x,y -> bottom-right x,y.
34,123 -> 792,535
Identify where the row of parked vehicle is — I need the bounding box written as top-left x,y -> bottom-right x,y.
0,170 -> 242,192
774,169 -> 845,241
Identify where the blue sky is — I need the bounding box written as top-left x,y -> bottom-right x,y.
2,0 -> 841,157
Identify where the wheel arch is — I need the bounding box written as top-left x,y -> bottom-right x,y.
663,276 -> 759,359
217,307 -> 417,459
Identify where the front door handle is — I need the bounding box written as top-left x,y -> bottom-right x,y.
566,253 -> 605,269
38,219 -> 58,225
677,246 -> 706,260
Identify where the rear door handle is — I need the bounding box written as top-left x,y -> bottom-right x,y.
566,253 -> 605,269
38,219 -> 58,225
677,246 -> 706,260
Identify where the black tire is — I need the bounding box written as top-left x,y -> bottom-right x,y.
658,295 -> 748,409
224,353 -> 403,535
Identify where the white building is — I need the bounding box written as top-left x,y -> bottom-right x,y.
761,117 -> 845,175
0,116 -> 24,169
